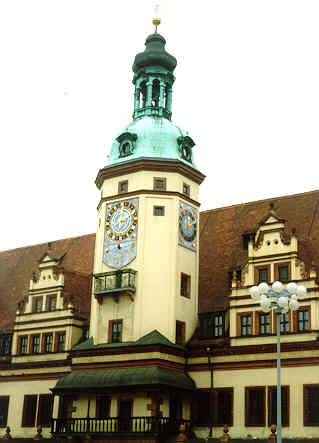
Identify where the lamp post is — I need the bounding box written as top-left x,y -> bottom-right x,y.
250,281 -> 307,443
205,346 -> 213,440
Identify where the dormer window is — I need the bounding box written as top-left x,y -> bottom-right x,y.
177,135 -> 195,164
116,132 -> 137,159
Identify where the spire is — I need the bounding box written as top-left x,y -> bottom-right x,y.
132,29 -> 177,121
152,4 -> 161,34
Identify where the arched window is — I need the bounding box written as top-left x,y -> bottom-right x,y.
140,81 -> 147,109
152,79 -> 160,107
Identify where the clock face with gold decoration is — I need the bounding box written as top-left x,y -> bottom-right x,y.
178,201 -> 197,251
104,198 -> 139,269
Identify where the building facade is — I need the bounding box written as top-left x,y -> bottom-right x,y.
1,27 -> 319,440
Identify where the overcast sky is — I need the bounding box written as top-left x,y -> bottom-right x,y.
1,0 -> 319,251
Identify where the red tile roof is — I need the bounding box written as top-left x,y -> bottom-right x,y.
1,190 -> 319,332
0,234 -> 95,332
199,189 -> 319,313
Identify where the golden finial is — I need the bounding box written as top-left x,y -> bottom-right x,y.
152,4 -> 161,33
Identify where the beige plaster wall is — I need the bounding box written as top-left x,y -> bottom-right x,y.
190,364 -> 319,439
0,378 -> 58,438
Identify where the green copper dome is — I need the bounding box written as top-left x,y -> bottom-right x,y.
107,116 -> 197,168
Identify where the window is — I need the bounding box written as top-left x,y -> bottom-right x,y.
268,386 -> 289,427
153,177 -> 166,191
153,206 -> 165,216
180,273 -> 191,298
37,395 -> 53,427
240,314 -> 252,336
183,183 -> 190,197
56,333 -> 65,352
22,395 -> 37,427
47,296 -> 57,311
199,313 -> 224,339
19,336 -> 28,354
44,334 -> 53,353
109,320 -> 122,343
214,388 -> 233,426
280,312 -> 289,333
31,335 -> 40,354
0,334 -> 12,356
193,391 -> 210,425
274,262 -> 291,282
22,394 -> 52,428
118,180 -> 128,194
245,387 -> 265,426
304,385 -> 319,425
259,313 -> 270,335
0,397 -> 9,428
176,321 -> 185,345
254,265 -> 270,284
34,297 -> 43,313
297,309 -> 309,332
96,396 -> 111,418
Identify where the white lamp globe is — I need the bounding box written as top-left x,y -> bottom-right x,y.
291,294 -> 297,300
278,296 -> 288,308
258,282 -> 269,294
261,299 -> 271,312
260,294 -> 268,301
250,286 -> 260,300
287,282 -> 298,294
297,285 -> 307,300
272,281 -> 283,293
289,299 -> 300,311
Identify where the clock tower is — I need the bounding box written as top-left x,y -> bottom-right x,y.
91,28 -> 205,345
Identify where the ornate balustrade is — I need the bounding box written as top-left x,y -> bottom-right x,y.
51,416 -> 191,436
93,269 -> 137,303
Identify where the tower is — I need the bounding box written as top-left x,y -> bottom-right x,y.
91,25 -> 205,345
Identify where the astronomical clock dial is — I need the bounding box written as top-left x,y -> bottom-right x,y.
178,202 -> 198,252
104,198 -> 139,269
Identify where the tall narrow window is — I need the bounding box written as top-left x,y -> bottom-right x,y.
37,395 -> 53,427
57,333 -> 65,352
34,297 -> 43,313
22,395 -> 37,427
44,334 -> 53,353
297,309 -> 309,331
280,313 -> 289,333
240,315 -> 252,336
278,265 -> 289,282
268,386 -> 289,427
96,396 -> 111,418
19,336 -> 28,355
214,389 -> 233,426
180,273 -> 191,298
259,313 -> 270,335
48,296 -> 57,312
258,268 -> 268,283
245,387 -> 265,426
304,385 -> 319,426
183,183 -> 190,197
109,320 -> 123,343
32,336 -> 40,354
0,397 -> 9,428
0,334 -> 12,356
176,321 -> 185,345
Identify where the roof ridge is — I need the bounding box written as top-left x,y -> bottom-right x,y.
200,189 -> 319,215
0,233 -> 96,254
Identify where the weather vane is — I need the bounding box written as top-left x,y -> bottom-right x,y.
152,3 -> 161,33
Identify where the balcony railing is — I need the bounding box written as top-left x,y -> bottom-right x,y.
93,269 -> 137,303
51,416 -> 191,436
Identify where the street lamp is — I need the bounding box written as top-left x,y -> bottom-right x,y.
250,281 -> 307,443
205,346 -> 213,439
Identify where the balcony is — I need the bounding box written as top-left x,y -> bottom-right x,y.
51,416 -> 191,437
93,269 -> 137,303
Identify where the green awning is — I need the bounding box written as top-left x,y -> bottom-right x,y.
53,367 -> 195,393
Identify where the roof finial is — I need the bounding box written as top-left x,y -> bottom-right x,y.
152,3 -> 161,33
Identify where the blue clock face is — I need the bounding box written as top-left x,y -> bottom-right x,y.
111,209 -> 132,234
179,210 -> 197,242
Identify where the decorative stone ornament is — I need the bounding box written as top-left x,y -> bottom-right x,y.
33,426 -> 42,440
220,424 -> 230,443
104,198 -> 139,269
3,426 -> 12,439
116,132 -> 138,158
176,424 -> 187,442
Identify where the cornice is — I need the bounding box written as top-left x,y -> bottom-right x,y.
95,159 -> 206,189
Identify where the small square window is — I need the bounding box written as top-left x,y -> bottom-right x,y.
118,180 -> 128,194
183,183 -> 190,197
180,273 -> 191,298
153,177 -> 166,191
153,206 -> 165,216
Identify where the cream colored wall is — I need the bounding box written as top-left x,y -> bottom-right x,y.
92,167 -> 200,344
190,364 -> 319,439
0,378 -> 57,438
